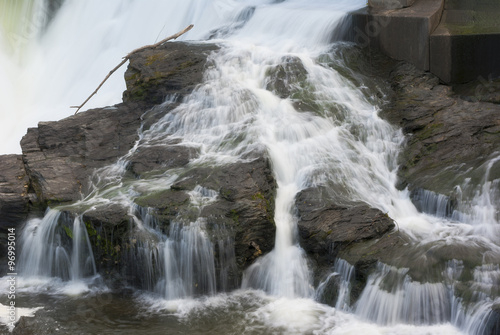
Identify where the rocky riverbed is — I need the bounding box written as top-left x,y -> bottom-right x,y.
1,41 -> 499,324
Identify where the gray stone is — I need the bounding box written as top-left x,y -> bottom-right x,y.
348,0 -> 444,71
383,61 -> 500,195
123,42 -> 218,104
295,187 -> 395,270
128,145 -> 199,177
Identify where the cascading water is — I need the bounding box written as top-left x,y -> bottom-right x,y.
18,208 -> 97,281
127,187 -> 237,299
2,0 -> 500,334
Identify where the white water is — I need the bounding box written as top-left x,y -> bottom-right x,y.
18,208 -> 97,281
2,0 -> 500,334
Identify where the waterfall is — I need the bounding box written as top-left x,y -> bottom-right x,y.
412,154 -> 500,239
126,187 -> 238,299
315,259 -> 355,311
18,208 -> 96,281
355,262 -> 451,325
3,1 -> 500,334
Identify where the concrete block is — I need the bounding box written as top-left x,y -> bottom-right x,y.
430,31 -> 500,83
430,0 -> 500,83
347,0 -> 445,71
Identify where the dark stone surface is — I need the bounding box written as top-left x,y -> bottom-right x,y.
487,305 -> 500,335
430,30 -> 500,83
128,145 -> 199,177
383,62 -> 500,194
295,187 -> 396,279
0,154 -> 38,275
369,0 -> 416,9
296,187 -> 395,252
347,0 -> 500,84
123,42 -> 218,104
0,154 -> 36,225
20,102 -> 148,204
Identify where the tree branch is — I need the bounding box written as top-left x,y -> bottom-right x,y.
71,24 -> 194,114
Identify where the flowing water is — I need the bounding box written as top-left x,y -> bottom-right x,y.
1,0 -> 500,334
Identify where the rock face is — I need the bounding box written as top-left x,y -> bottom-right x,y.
383,62 -> 500,195
20,102 -> 148,204
348,0 -> 444,71
6,40 -> 276,288
123,42 -> 218,104
4,37 -> 499,318
295,186 -> 399,296
296,187 -> 395,265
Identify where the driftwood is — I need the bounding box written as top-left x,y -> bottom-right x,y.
71,24 -> 194,114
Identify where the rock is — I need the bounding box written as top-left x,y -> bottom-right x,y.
383,62 -> 500,195
21,102 -> 149,204
487,305 -> 500,335
430,0 -> 500,83
134,189 -> 191,226
348,0 -> 444,71
296,187 -> 395,251
0,154 -> 36,225
295,186 -> 420,304
265,56 -> 308,99
123,42 -> 218,104
368,0 -> 416,9
295,187 -> 395,277
128,145 -> 199,177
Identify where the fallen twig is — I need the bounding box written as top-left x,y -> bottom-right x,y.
71,24 -> 194,114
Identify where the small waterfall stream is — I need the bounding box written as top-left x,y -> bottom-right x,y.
18,209 -> 97,281
1,0 -> 500,334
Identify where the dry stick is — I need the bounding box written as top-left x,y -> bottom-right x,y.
71,24 -> 194,114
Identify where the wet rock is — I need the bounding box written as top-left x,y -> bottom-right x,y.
382,62 -> 500,195
128,145 -> 199,177
296,188 -> 394,249
265,56 -> 308,99
79,204 -> 132,284
295,187 -> 395,274
134,189 -> 191,226
487,304 -> 500,335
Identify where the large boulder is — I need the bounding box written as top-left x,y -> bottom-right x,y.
295,187 -> 398,289
123,42 -> 218,104
296,187 -> 395,264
